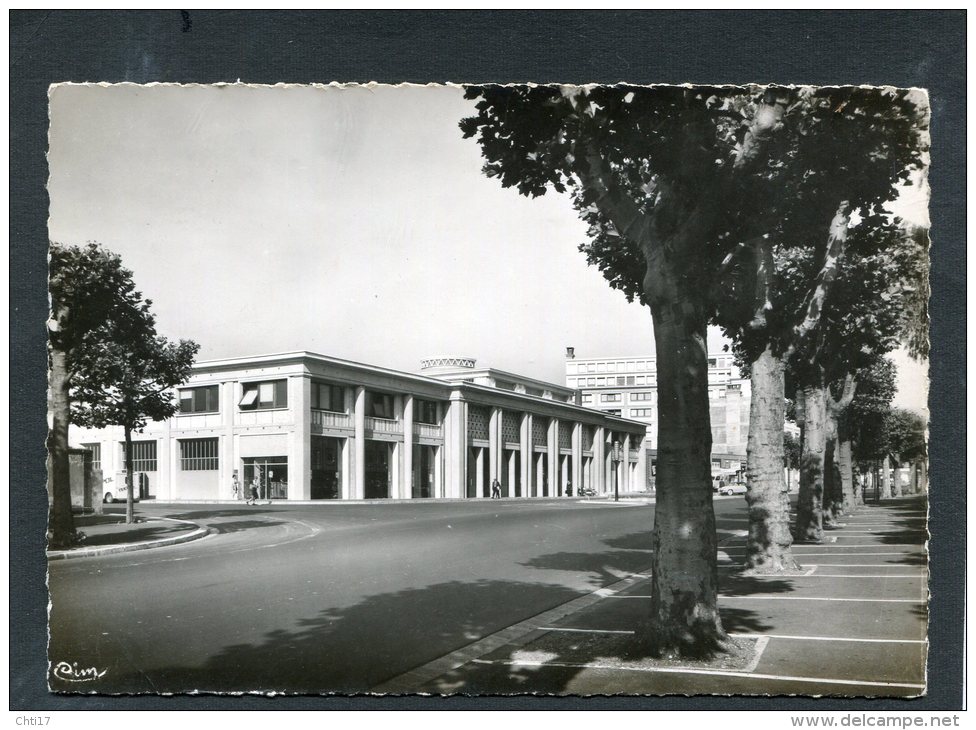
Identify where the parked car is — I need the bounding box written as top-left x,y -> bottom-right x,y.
719,483 -> 748,496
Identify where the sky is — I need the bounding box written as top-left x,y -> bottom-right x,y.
46,83 -> 929,415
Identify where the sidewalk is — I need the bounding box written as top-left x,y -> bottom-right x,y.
47,513 -> 211,560
376,496 -> 928,696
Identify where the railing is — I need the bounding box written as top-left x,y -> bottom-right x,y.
312,409 -> 352,430
414,422 -> 443,439
366,416 -> 401,434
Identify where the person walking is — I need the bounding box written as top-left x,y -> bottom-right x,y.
246,477 -> 259,506
491,478 -> 501,499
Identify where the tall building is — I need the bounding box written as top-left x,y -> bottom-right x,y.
564,348 -> 751,483
70,351 -> 649,502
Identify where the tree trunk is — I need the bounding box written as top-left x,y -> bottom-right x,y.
892,464 -> 902,497
823,432 -> 840,526
47,347 -> 77,548
641,256 -> 725,658
881,455 -> 891,499
838,438 -> 856,513
124,423 -> 135,524
919,459 -> 928,494
794,385 -> 826,542
744,345 -> 799,572
910,461 -> 919,494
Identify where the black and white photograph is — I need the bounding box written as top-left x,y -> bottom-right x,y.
43,80 -> 934,697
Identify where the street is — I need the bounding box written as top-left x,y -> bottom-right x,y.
47,496 -> 927,695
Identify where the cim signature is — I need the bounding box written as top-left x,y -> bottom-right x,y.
52,661 -> 107,682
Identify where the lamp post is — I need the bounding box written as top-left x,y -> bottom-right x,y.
612,440 -> 622,502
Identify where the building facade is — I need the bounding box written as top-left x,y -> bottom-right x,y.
70,352 -> 649,502
564,349 -> 751,481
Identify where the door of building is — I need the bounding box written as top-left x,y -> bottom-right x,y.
242,456 -> 289,500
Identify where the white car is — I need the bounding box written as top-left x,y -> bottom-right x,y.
719,483 -> 748,496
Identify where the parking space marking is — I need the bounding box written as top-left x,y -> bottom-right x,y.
809,564 -> 928,569
605,595 -> 924,603
468,658 -> 925,690
730,633 -> 926,644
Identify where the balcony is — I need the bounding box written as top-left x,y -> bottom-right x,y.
365,416 -> 402,435
312,409 -> 352,432
413,422 -> 443,439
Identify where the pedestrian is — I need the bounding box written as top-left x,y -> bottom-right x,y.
566,480 -> 572,497
231,475 -> 240,501
491,478 -> 501,499
246,477 -> 259,506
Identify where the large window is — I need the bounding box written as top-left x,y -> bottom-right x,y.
239,380 -> 288,410
179,385 -> 219,414
367,391 -> 395,419
630,408 -> 654,418
600,393 -> 621,403
122,441 -> 157,472
415,399 -> 439,425
179,438 -> 219,471
82,443 -> 101,471
631,392 -> 654,402
312,382 -> 345,412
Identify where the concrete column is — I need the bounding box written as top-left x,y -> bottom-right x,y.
560,454 -> 569,496
160,403 -> 173,501
290,375 -> 312,500
594,426 -> 606,493
547,418 -> 559,498
222,380 -> 236,501
434,445 -> 444,498
520,413 -> 532,497
475,447 -> 485,498
636,436 -> 648,491
402,394 -> 414,500
444,397 -> 467,499
622,433 -> 632,493
572,422 -> 582,493
488,408 -> 501,485
354,386 -> 366,500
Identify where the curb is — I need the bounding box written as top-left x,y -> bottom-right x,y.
47,517 -> 212,561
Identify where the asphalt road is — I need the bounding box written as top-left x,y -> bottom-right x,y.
47,495 -> 752,694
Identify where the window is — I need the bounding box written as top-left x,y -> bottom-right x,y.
312,382 -> 345,412
82,443 -> 101,471
581,394 -> 592,403
179,438 -> 219,471
630,408 -> 654,418
179,385 -> 219,414
415,399 -> 439,425
708,358 -> 717,367
586,363 -> 595,373
122,441 -> 157,472
616,376 -> 625,386
597,363 -> 606,373
636,376 -> 645,385
631,392 -> 654,402
626,376 -> 635,386
367,391 -> 395,419
605,409 -> 621,416
601,393 -> 621,403
240,380 -> 287,410
586,377 -> 595,387
712,425 -> 727,444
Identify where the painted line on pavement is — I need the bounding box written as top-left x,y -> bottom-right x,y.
370,566 -> 654,693
468,658 -> 925,690
605,595 -> 925,603
809,564 -> 928,569
782,574 -> 926,579
775,552 -> 924,557
730,633 -> 926,645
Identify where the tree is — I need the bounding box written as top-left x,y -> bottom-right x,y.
72,319 -> 198,524
885,408 -> 928,493
460,84 -> 926,653
48,243 -> 156,547
847,357 -> 898,502
790,217 -> 925,539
